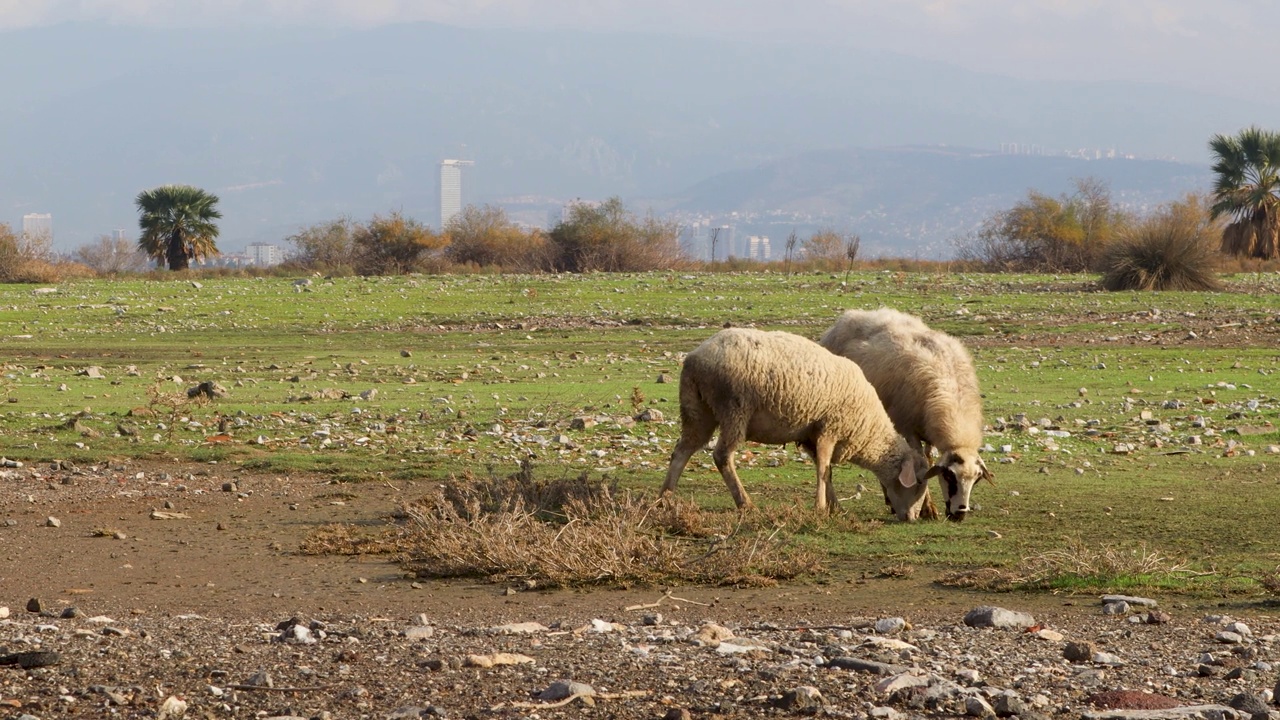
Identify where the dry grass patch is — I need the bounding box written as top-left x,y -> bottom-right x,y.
940,538 -> 1190,592
397,472 -> 822,588
300,523 -> 412,556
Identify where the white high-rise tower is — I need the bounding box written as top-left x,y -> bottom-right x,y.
439,159 -> 474,228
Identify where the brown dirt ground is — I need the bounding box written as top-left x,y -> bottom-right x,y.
1,460 -> 1265,627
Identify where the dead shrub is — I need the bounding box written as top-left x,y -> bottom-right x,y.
1101,211 -> 1223,291
398,473 -> 821,588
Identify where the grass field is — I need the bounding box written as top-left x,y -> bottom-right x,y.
4,270 -> 1280,594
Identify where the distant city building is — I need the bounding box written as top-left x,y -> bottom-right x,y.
746,235 -> 771,260
246,242 -> 283,266
21,213 -> 53,255
556,198 -> 601,226
113,229 -> 128,242
439,159 -> 473,228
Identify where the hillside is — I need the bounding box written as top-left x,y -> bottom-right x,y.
0,22 -> 1259,251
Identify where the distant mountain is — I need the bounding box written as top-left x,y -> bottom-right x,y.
0,22 -> 1262,253
660,146 -> 1213,257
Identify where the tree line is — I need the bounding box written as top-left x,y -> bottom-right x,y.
2,126 -> 1278,285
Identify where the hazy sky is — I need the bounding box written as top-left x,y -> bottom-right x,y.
0,0 -> 1271,98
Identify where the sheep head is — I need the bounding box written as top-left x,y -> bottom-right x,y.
881,450 -> 932,521
925,450 -> 992,521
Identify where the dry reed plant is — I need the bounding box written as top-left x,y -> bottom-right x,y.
397,473 -> 821,588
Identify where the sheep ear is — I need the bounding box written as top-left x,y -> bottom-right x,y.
898,458 -> 918,488
923,464 -> 943,480
978,457 -> 995,483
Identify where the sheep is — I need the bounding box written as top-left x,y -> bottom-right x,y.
660,327 -> 932,520
819,307 -> 992,521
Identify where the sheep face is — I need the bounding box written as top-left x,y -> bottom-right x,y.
880,452 -> 932,521
925,450 -> 992,521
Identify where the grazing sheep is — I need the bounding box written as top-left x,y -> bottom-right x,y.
819,307 -> 992,520
660,328 -> 932,520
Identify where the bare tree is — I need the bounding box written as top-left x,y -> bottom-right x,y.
842,233 -> 861,285
783,230 -> 799,275
75,235 -> 151,274
709,226 -> 721,263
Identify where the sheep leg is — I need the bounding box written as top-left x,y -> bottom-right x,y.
661,422 -> 715,497
812,436 -> 838,514
711,427 -> 755,510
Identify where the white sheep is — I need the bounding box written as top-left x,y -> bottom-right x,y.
660,328 -> 931,520
819,307 -> 992,520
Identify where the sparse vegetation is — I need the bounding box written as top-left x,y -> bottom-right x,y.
956,177 -> 1130,272
1100,195 -> 1224,291
548,197 -> 682,272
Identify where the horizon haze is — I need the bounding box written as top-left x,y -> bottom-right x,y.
1,3 -> 1270,258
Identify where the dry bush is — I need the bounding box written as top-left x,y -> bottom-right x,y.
1101,208 -> 1223,291
398,473 -> 821,588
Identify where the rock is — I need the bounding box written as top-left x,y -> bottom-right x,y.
535,680 -> 596,701
1144,610 -> 1172,624
1216,631 -> 1244,644
488,621 -> 548,635
403,626 -> 435,640
773,686 -> 825,712
1223,691 -> 1264,712
634,408 -> 664,422
995,694 -> 1030,717
1092,651 -> 1125,666
1081,705 -> 1241,719
1035,628 -> 1065,642
589,618 -> 624,633
1102,594 -> 1158,607
656,373 -> 671,384
569,416 -> 597,430
400,349 -> 412,357
875,672 -> 931,694
45,516 -> 61,528
463,652 -> 535,668
694,622 -> 735,645
827,656 -> 909,675
78,366 -> 105,378
1064,641 -> 1098,662
0,607 -> 8,619
874,617 -> 908,635
966,695 -> 996,717
26,598 -> 42,613
963,606 -> 1036,629
156,695 -> 188,720
1103,600 -> 1130,615
715,641 -> 770,655
280,624 -> 316,644
662,710 -> 692,720
1225,621 -> 1252,637
187,381 -> 228,399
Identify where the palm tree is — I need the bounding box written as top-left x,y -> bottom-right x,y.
136,185 -> 222,270
1209,126 -> 1280,260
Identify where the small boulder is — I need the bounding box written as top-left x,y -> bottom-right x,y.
963,606 -> 1036,629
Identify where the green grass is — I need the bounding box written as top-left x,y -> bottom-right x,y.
4,270 -> 1280,596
